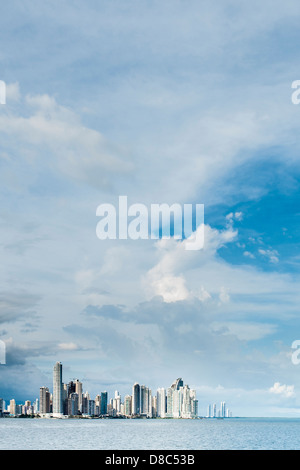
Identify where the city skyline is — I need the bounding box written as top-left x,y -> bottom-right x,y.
0,361 -> 233,419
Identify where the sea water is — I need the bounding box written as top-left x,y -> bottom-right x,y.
0,417 -> 300,450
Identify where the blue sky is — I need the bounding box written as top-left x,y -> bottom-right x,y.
1,0 -> 300,417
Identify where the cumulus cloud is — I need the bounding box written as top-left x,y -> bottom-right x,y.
0,91 -> 132,190
269,382 -> 295,398
145,224 -> 237,302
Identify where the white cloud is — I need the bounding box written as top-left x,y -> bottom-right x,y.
145,224 -> 237,302
0,91 -> 132,190
212,321 -> 277,341
269,382 -> 295,398
58,342 -> 79,351
226,211 -> 243,223
5,82 -> 20,102
150,274 -> 189,303
219,286 -> 230,303
259,249 -> 279,264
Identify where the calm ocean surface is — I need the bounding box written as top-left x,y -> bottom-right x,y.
1,417 -> 300,450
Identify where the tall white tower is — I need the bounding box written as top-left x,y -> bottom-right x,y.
53,362 -> 63,416
156,388 -> 166,418
75,379 -> 83,413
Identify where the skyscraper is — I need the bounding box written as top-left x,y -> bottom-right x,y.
113,391 -> 121,414
132,383 -> 140,416
124,395 -> 132,417
172,389 -> 180,418
75,379 -> 83,413
88,399 -> 95,416
40,387 -> 50,414
10,399 -> 16,416
152,395 -> 157,417
68,393 -> 79,416
100,391 -> 108,415
140,385 -> 152,416
53,362 -> 63,416
181,385 -> 192,418
170,378 -> 184,391
166,388 -> 173,417
156,388 -> 166,418
221,401 -> 226,418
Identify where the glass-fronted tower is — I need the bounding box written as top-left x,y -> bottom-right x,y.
132,383 -> 140,416
100,391 -> 108,415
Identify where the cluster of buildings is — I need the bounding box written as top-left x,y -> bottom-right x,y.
0,362 -> 233,419
0,362 -> 199,419
207,402 -> 233,419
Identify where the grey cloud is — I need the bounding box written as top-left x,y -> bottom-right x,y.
5,341 -> 59,366
0,291 -> 41,324
65,297 -> 278,391
0,363 -> 50,402
83,304 -> 126,319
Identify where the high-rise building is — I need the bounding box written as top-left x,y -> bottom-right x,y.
53,362 -> 63,415
62,384 -> 68,415
100,391 -> 108,415
124,395 -> 132,417
132,383 -> 140,416
68,393 -> 79,416
170,378 -> 184,391
155,380 -> 198,419
181,385 -> 192,418
166,388 -> 173,417
95,394 -> 101,416
172,389 -> 180,418
67,381 -> 76,396
152,395 -> 157,417
148,389 -> 153,418
33,398 -> 39,414
156,388 -> 166,418
40,387 -> 50,414
140,385 -> 152,416
82,395 -> 88,415
191,395 -> 198,418
221,401 -> 226,418
113,391 -> 121,414
9,399 -> 16,416
75,379 -> 83,413
88,399 -> 95,416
